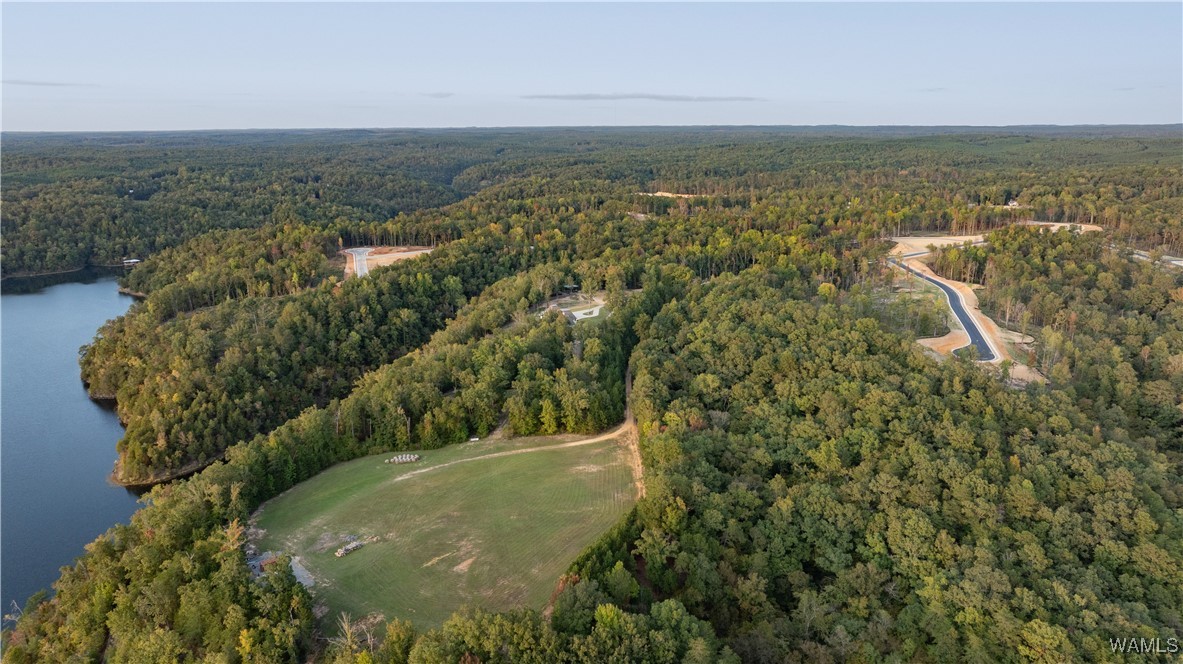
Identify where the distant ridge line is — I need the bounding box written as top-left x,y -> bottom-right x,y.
3,124 -> 1181,140
4,124 -> 1178,144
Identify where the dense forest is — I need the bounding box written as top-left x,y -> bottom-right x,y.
930,226 -> 1182,466
50,130 -> 1180,485
78,182 -> 894,484
4,128 -> 1182,278
3,127 -> 1182,662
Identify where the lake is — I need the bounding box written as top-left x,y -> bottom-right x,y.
1,274 -> 140,615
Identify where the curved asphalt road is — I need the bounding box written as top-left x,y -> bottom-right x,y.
892,258 -> 997,362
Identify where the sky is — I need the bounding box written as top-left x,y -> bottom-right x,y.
2,2 -> 1181,131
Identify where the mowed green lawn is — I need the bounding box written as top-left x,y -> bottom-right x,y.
254,432 -> 636,629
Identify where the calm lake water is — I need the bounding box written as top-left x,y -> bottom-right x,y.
1,275 -> 139,614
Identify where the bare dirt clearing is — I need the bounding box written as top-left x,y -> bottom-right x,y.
637,191 -> 697,198
540,291 -> 607,323
1018,220 -> 1103,233
890,221 -> 1102,258
890,235 -> 984,256
917,325 -> 970,356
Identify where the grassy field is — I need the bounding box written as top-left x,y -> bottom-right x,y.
253,431 -> 636,629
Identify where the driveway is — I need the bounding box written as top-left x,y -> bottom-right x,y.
344,247 -> 373,277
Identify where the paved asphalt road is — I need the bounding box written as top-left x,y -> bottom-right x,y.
1128,247 -> 1183,269
345,247 -> 372,277
893,259 -> 997,362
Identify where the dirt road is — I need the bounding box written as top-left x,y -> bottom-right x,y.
390,424 -> 631,486
396,365 -> 644,497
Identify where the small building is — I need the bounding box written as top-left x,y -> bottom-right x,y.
247,551 -> 277,577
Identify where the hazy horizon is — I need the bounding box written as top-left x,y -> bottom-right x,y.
4,123 -> 1183,136
4,3 -> 1181,131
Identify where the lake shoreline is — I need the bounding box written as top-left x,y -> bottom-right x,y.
1,266 -> 128,295
111,455 -> 219,489
117,287 -> 148,299
1,262 -> 129,281
1,276 -> 141,612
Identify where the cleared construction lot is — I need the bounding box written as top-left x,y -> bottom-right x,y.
341,246 -> 433,278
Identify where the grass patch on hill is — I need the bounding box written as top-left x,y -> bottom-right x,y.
253,431 -> 636,629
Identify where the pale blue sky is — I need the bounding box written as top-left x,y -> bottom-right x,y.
3,2 -> 1180,130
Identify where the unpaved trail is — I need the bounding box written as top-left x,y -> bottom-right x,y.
622,426 -> 645,500
1018,220 -> 1102,233
389,424 -> 633,484
621,364 -> 644,499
